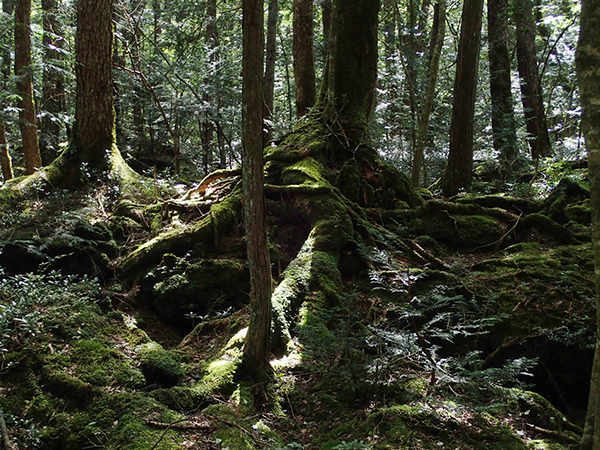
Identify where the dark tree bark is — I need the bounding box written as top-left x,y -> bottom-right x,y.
514,0 -> 552,159
72,0 -> 116,171
40,0 -> 65,166
263,0 -> 279,144
411,0 -> 446,186
321,0 -> 332,58
578,0 -> 600,447
241,0 -> 272,386
201,0 -> 219,174
15,0 -> 41,174
1,0 -> 14,181
441,0 -> 484,197
488,0 -> 518,173
293,0 -> 316,117
318,0 -> 380,137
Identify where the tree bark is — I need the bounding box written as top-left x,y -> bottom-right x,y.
514,0 -> 552,160
577,0 -> 600,447
318,0 -> 380,138
40,0 -> 65,166
241,0 -> 272,386
73,0 -> 116,171
411,0 -> 446,187
1,0 -> 14,181
441,0 -> 484,196
15,0 -> 42,174
263,0 -> 279,144
488,0 -> 518,174
293,0 -> 316,117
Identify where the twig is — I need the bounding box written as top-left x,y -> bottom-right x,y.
471,211 -> 524,251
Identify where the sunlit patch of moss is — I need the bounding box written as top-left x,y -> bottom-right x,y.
138,342 -> 184,387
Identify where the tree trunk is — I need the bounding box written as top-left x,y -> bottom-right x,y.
241,0 -> 272,387
263,0 -> 279,144
1,0 -> 14,181
577,0 -> 600,447
321,0 -> 332,58
15,0 -> 41,174
293,0 -> 316,117
488,0 -> 518,174
441,0 -> 484,197
318,0 -> 380,137
73,0 -> 116,172
411,0 -> 446,187
514,0 -> 552,160
40,0 -> 65,166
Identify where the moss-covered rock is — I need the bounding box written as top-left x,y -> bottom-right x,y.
140,257 -> 249,327
138,342 -> 184,387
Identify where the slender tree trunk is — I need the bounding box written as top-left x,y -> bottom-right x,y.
263,0 -> 279,144
201,0 -> 219,174
293,0 -> 316,117
321,0 -> 332,58
15,0 -> 41,174
73,0 -> 116,171
1,0 -> 14,181
488,0 -> 518,174
441,0 -> 484,196
514,0 -> 552,159
241,0 -> 272,388
577,0 -> 600,447
411,0 -> 446,186
318,0 -> 380,137
40,0 -> 65,166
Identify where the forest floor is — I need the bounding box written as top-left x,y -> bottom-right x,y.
0,158 -> 594,450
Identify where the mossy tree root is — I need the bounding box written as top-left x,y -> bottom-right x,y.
119,188 -> 243,277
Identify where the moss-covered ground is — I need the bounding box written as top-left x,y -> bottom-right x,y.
0,128 -> 594,449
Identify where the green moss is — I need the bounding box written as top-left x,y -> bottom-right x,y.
141,257 -> 249,325
138,342 -> 184,387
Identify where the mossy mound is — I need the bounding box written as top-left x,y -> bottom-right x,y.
139,255 -> 250,328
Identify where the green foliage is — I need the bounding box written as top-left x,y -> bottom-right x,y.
0,270 -> 104,360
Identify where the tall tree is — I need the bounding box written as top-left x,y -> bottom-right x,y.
0,0 -> 14,181
293,0 -> 316,117
488,0 -> 518,174
263,0 -> 279,144
14,0 -> 41,174
578,0 -> 600,447
441,0 -> 484,196
241,0 -> 272,387
72,0 -> 116,171
514,0 -> 551,159
411,0 -> 446,186
40,0 -> 65,166
318,0 -> 379,138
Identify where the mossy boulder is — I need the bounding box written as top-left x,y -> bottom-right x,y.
138,342 -> 184,387
140,257 -> 250,327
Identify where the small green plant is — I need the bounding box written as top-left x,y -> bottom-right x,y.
332,440 -> 371,450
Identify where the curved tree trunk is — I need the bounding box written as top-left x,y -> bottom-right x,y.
514,0 -> 552,160
293,0 -> 316,117
441,0 -> 484,197
15,0 -> 41,174
488,0 -> 518,174
577,0 -> 600,447
241,0 -> 272,387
